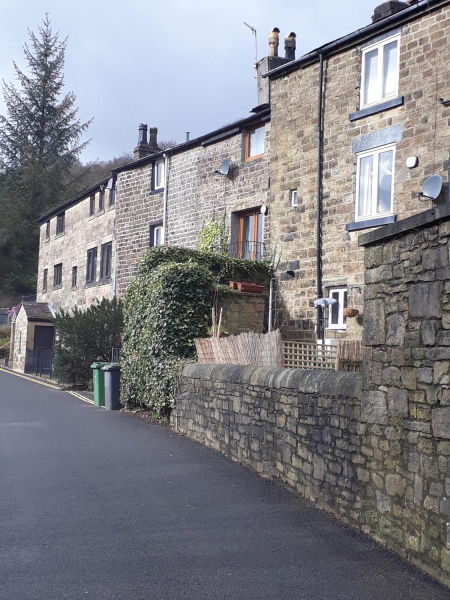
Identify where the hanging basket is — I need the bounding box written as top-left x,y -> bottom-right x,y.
343,307 -> 359,318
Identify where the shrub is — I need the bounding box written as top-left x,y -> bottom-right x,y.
121,246 -> 272,415
53,297 -> 123,387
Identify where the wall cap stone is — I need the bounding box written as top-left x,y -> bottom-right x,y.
182,362 -> 360,396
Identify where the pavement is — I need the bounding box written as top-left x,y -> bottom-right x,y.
0,369 -> 449,599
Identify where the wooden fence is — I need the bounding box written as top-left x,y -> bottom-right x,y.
195,332 -> 364,371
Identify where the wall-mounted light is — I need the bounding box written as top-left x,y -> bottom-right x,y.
406,156 -> 419,169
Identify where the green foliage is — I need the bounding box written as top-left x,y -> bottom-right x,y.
197,212 -> 230,255
121,246 -> 272,415
53,298 -> 123,387
0,15 -> 92,297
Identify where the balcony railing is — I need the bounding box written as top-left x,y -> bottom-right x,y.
229,241 -> 265,261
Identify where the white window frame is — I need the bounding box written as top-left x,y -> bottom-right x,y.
154,225 -> 163,246
291,190 -> 298,207
328,288 -> 347,330
155,159 -> 165,190
360,33 -> 400,109
355,143 -> 395,221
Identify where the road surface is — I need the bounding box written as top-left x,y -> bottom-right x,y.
0,369 -> 448,599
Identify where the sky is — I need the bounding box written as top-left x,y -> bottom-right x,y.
0,0 -> 380,164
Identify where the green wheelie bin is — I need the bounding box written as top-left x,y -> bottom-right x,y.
90,362 -> 108,407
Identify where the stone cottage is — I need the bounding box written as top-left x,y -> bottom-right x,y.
35,178 -> 116,313
266,0 -> 450,342
10,303 -> 54,373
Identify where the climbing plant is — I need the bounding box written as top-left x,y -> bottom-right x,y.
197,212 -> 230,255
120,246 -> 272,415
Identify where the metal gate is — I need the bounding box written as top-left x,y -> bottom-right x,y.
25,348 -> 54,377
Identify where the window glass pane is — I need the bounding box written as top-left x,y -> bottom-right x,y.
382,40 -> 398,98
155,227 -> 162,246
358,155 -> 373,217
249,126 -> 265,157
377,150 -> 393,214
364,48 -> 378,105
343,291 -> 348,325
242,215 -> 254,259
331,292 -> 340,325
156,161 -> 164,187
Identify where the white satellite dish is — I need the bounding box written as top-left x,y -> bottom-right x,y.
313,298 -> 337,308
419,175 -> 443,201
216,159 -> 230,176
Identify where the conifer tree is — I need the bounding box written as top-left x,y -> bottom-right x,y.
0,15 -> 92,298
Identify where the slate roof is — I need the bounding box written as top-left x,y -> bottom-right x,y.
22,303 -> 54,322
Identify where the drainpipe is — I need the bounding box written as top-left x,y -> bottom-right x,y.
268,277 -> 273,332
162,152 -> 171,244
317,53 -> 325,345
112,216 -> 117,298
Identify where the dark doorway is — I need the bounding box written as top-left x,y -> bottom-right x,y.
33,325 -> 54,350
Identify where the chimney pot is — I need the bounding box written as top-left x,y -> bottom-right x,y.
372,0 -> 408,23
137,123 -> 148,146
268,27 -> 280,57
284,32 -> 296,61
149,127 -> 158,150
185,131 -> 190,142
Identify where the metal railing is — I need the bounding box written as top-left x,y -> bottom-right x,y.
25,348 -> 54,378
229,241 -> 265,261
111,347 -> 121,363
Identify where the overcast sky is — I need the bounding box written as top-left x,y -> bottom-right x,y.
1,0 -> 379,164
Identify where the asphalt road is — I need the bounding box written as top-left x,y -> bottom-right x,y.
0,370 -> 449,600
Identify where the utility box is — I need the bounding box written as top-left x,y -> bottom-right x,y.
91,362 -> 108,407
102,363 -> 121,411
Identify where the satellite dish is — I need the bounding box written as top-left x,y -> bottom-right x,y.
313,298 -> 337,308
218,159 -> 230,176
419,175 -> 443,201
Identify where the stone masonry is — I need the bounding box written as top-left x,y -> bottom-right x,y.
115,117 -> 271,298
37,186 -> 115,312
268,1 -> 450,341
219,290 -> 267,335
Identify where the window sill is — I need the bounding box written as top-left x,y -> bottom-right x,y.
52,284 -> 62,290
150,189 -> 164,196
85,281 -> 97,288
97,210 -> 105,216
245,153 -> 264,163
45,238 -> 50,243
87,215 -> 95,220
55,232 -> 65,239
42,289 -> 48,294
349,96 -> 404,122
108,204 -> 115,211
98,278 -> 112,286
346,215 -> 396,232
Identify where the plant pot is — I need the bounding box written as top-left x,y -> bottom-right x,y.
343,308 -> 359,318
236,282 -> 264,294
229,281 -> 238,290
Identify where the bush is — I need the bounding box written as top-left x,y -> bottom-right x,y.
53,297 -> 123,387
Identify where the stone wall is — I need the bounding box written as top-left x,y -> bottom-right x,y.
219,290 -> 267,335
175,365 -> 362,530
359,203 -> 450,584
37,188 -> 115,312
268,3 -> 450,341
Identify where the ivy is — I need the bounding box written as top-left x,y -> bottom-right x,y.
120,246 -> 272,415
197,212 -> 230,255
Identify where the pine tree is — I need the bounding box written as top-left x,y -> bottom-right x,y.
0,15 -> 92,298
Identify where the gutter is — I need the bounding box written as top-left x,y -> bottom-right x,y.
264,0 -> 449,80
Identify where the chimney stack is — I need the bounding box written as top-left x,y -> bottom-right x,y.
284,32 -> 296,61
134,123 -> 152,159
149,127 -> 159,151
372,1 -> 408,23
268,28 -> 280,57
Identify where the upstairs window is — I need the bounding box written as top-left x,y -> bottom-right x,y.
328,288 -> 347,329
86,248 -> 97,284
45,221 -> 50,240
235,208 -> 263,261
98,190 -> 105,213
56,213 -> 65,236
245,125 -> 265,161
100,242 -> 112,280
89,195 -> 95,217
53,263 -> 62,288
43,269 -> 48,292
361,34 -> 400,108
291,190 -> 298,207
154,159 -> 165,190
109,188 -> 116,207
356,144 -> 395,220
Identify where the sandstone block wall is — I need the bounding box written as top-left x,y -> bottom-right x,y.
359,205 -> 450,583
219,290 -> 267,335
37,189 -> 115,312
269,3 -> 450,341
115,121 -> 271,298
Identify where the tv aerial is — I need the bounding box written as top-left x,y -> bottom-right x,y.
215,159 -> 230,177
418,174 -> 443,201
